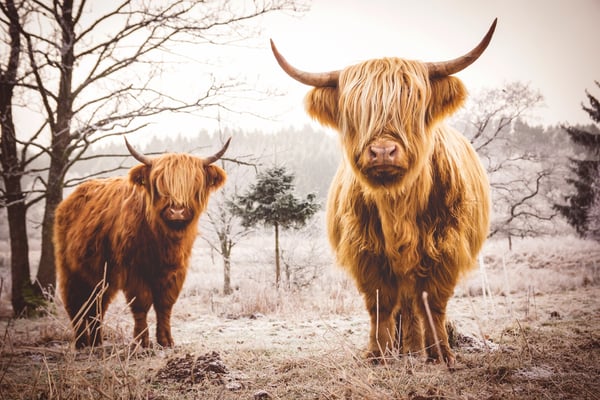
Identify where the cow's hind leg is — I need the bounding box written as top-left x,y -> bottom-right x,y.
88,283 -> 117,347
62,274 -> 110,348
62,275 -> 92,348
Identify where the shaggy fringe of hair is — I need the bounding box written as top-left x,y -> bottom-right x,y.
338,58 -> 430,151
338,59 -> 438,196
150,154 -> 208,209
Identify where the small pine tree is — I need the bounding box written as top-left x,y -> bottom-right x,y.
555,81 -> 600,236
229,166 -> 319,288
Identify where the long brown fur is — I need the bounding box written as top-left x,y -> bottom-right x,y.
54,150 -> 226,348
306,58 -> 490,364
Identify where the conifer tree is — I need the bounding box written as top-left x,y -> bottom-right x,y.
587,165 -> 600,241
230,166 -> 319,287
555,81 -> 600,236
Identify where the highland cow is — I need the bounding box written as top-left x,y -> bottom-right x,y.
271,20 -> 495,365
54,137 -> 230,348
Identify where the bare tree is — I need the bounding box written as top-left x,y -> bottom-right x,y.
462,81 -> 544,155
0,0 -> 42,315
0,0 -> 305,314
201,127 -> 257,296
279,222 -> 328,290
454,81 -> 559,247
203,185 -> 253,295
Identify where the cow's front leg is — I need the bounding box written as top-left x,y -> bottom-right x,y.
153,269 -> 185,347
398,287 -> 425,356
365,293 -> 398,360
419,284 -> 454,367
126,289 -> 152,347
354,252 -> 399,360
155,306 -> 174,347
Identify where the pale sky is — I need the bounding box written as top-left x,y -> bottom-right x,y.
209,0 -> 600,134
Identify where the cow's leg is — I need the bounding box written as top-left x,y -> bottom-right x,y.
154,305 -> 174,347
61,265 -> 117,349
354,252 -> 398,359
61,274 -> 94,348
87,284 -> 117,347
398,285 -> 424,357
152,270 -> 185,347
125,289 -> 152,347
418,282 -> 455,366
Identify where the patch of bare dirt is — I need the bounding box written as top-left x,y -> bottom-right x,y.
156,351 -> 228,385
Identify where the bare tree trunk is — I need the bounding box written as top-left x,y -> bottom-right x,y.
35,0 -> 74,292
0,0 -> 40,316
36,175 -> 63,290
274,223 -> 280,288
221,238 -> 233,295
223,255 -> 232,295
284,255 -> 291,289
3,176 -> 34,315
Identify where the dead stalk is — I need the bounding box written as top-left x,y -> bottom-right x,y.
375,289 -> 385,359
421,291 -> 447,369
467,296 -> 491,352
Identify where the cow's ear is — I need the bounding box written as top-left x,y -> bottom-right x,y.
305,87 -> 339,129
129,164 -> 149,187
427,76 -> 468,125
205,165 -> 227,191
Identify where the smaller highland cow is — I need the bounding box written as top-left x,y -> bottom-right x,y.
54,137 -> 230,348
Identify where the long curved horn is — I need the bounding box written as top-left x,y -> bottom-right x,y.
425,18 -> 497,78
124,137 -> 152,166
270,39 -> 340,87
203,137 -> 231,166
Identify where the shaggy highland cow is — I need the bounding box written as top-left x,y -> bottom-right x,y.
271,20 -> 495,365
54,138 -> 230,348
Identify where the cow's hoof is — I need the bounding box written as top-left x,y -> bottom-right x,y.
363,349 -> 392,365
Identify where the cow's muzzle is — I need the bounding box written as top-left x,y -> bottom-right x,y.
368,141 -> 400,167
361,139 -> 406,185
162,206 -> 194,230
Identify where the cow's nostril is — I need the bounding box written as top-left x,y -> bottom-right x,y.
387,145 -> 397,159
369,147 -> 378,160
369,146 -> 385,160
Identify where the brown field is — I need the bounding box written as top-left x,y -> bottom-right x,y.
1,234 -> 599,399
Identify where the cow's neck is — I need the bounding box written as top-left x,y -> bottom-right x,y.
143,216 -> 198,267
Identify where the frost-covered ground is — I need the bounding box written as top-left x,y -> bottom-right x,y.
1,233 -> 599,399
